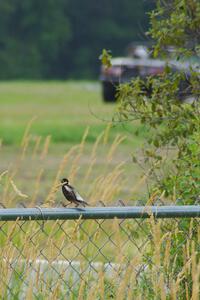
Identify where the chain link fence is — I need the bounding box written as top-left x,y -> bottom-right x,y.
0,205 -> 200,299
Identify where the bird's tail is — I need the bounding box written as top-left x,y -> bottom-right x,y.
78,200 -> 89,207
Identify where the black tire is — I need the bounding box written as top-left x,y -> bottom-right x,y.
102,81 -> 118,102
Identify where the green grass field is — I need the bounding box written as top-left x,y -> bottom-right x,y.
0,81 -> 148,206
0,81 -> 109,144
0,81 -> 148,145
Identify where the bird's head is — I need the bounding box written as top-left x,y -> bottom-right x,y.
61,178 -> 69,185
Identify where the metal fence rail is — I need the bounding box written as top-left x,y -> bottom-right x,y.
0,205 -> 200,220
0,206 -> 200,299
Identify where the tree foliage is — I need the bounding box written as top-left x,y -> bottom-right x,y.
117,3 -> 200,296
0,0 -> 71,78
0,0 -> 153,79
118,0 -> 200,204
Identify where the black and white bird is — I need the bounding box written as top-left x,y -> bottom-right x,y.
61,178 -> 89,207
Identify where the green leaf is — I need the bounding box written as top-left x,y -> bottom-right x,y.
99,49 -> 112,68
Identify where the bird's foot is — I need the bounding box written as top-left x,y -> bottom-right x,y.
62,202 -> 71,207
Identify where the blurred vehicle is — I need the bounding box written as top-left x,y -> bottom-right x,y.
100,44 -> 199,102
100,56 -> 165,102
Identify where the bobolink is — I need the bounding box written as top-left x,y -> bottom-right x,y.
61,178 -> 89,207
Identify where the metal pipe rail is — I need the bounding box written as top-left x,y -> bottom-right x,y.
0,206 -> 199,221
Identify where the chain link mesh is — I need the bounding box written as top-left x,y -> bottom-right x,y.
0,208 -> 199,299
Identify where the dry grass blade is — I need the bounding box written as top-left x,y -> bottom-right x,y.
21,116 -> 37,148
0,170 -> 8,181
40,135 -> 51,160
84,131 -> 104,183
32,135 -> 42,159
69,126 -> 89,183
10,179 -> 29,199
30,168 -> 44,206
106,134 -> 126,162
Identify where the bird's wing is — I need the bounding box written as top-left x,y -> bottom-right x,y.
63,184 -> 77,200
67,184 -> 88,204
73,189 -> 85,202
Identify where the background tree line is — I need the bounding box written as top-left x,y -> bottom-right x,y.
0,0 -> 154,79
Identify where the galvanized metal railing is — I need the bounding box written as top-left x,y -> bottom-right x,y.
0,205 -> 200,221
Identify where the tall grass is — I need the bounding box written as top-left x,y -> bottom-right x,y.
0,118 -> 145,207
0,122 -> 199,299
0,215 -> 199,299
